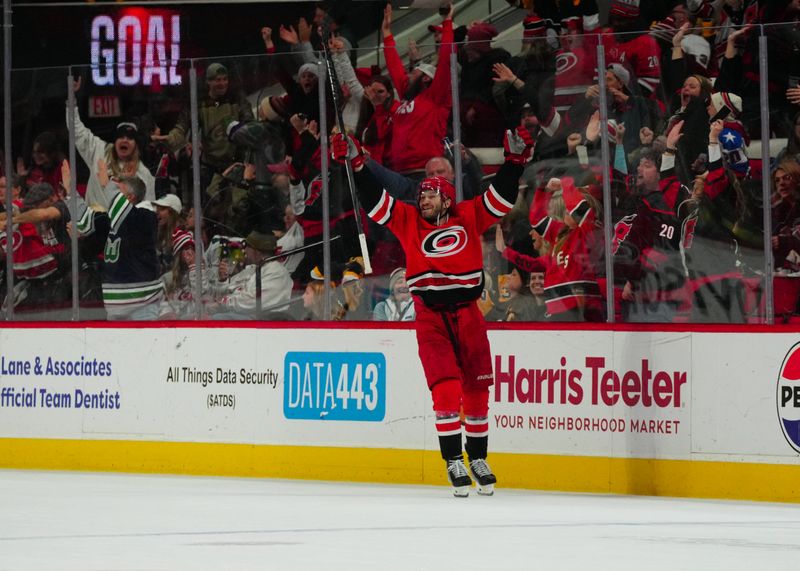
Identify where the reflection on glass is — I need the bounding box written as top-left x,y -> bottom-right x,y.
7,10 -> 800,326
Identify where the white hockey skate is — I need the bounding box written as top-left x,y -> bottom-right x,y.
446,458 -> 472,497
469,458 -> 497,496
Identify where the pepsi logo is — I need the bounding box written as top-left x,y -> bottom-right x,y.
421,226 -> 467,258
777,342 -> 800,453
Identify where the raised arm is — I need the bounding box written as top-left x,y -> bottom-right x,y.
487,126 -> 535,207
428,11 -> 455,107
381,4 -> 410,98
331,134 -> 382,212
331,37 -> 364,103
66,78 -> 109,169
93,158 -> 125,212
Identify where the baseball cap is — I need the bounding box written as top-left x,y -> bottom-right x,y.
152,193 -> 182,215
681,35 -> 711,70
245,230 -> 278,254
414,63 -> 436,80
607,63 -> 631,89
206,62 -> 228,80
115,122 -> 138,140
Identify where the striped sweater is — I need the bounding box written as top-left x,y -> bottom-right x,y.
77,190 -> 163,318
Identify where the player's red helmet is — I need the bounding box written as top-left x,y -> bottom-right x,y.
417,176 -> 456,205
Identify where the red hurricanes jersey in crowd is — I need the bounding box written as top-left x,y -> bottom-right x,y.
611,182 -> 684,301
519,191 -> 603,315
367,184 -> 514,306
554,35 -> 599,113
604,32 -> 662,96
0,202 -> 59,281
383,20 -> 454,172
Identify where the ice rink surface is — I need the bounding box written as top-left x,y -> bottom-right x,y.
1,470 -> 799,571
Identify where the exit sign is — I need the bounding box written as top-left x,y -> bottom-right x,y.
88,95 -> 122,118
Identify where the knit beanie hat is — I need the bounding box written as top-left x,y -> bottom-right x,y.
710,92 -> 743,120
522,15 -> 547,44
467,22 -> 499,53
298,63 -> 319,79
172,228 -> 195,256
388,267 -> 407,292
609,0 -> 640,19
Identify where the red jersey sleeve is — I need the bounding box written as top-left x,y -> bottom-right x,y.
429,19 -> 454,107
383,34 -> 409,98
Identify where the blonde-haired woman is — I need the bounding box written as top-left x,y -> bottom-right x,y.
302,279 -> 335,321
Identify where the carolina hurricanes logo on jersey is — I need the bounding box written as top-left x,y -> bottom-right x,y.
612,214 -> 637,254
555,52 -> 578,75
0,230 -> 22,253
421,226 -> 468,258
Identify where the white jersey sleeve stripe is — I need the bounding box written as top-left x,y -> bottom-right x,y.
483,185 -> 514,217
367,190 -> 394,225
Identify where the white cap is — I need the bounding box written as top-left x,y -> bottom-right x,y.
414,63 -> 436,80
681,35 -> 711,70
152,193 -> 182,215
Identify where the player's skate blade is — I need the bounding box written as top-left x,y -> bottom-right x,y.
475,483 -> 494,496
446,459 -> 472,497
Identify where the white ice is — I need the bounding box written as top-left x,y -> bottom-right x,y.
1,469 -> 799,570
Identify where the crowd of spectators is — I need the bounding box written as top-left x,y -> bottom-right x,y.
2,0 -> 800,323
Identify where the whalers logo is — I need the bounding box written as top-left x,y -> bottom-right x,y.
777,342 -> 800,453
421,226 -> 467,258
104,236 -> 122,264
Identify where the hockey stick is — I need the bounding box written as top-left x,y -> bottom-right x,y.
319,20 -> 373,275
260,234 -> 341,265
254,235 -> 342,314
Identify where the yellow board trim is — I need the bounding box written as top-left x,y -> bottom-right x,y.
2,437 -> 799,503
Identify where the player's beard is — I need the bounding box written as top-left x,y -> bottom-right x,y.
420,203 -> 448,224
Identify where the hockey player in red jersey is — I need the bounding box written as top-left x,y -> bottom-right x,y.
331,127 -> 534,496
604,0 -> 663,98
